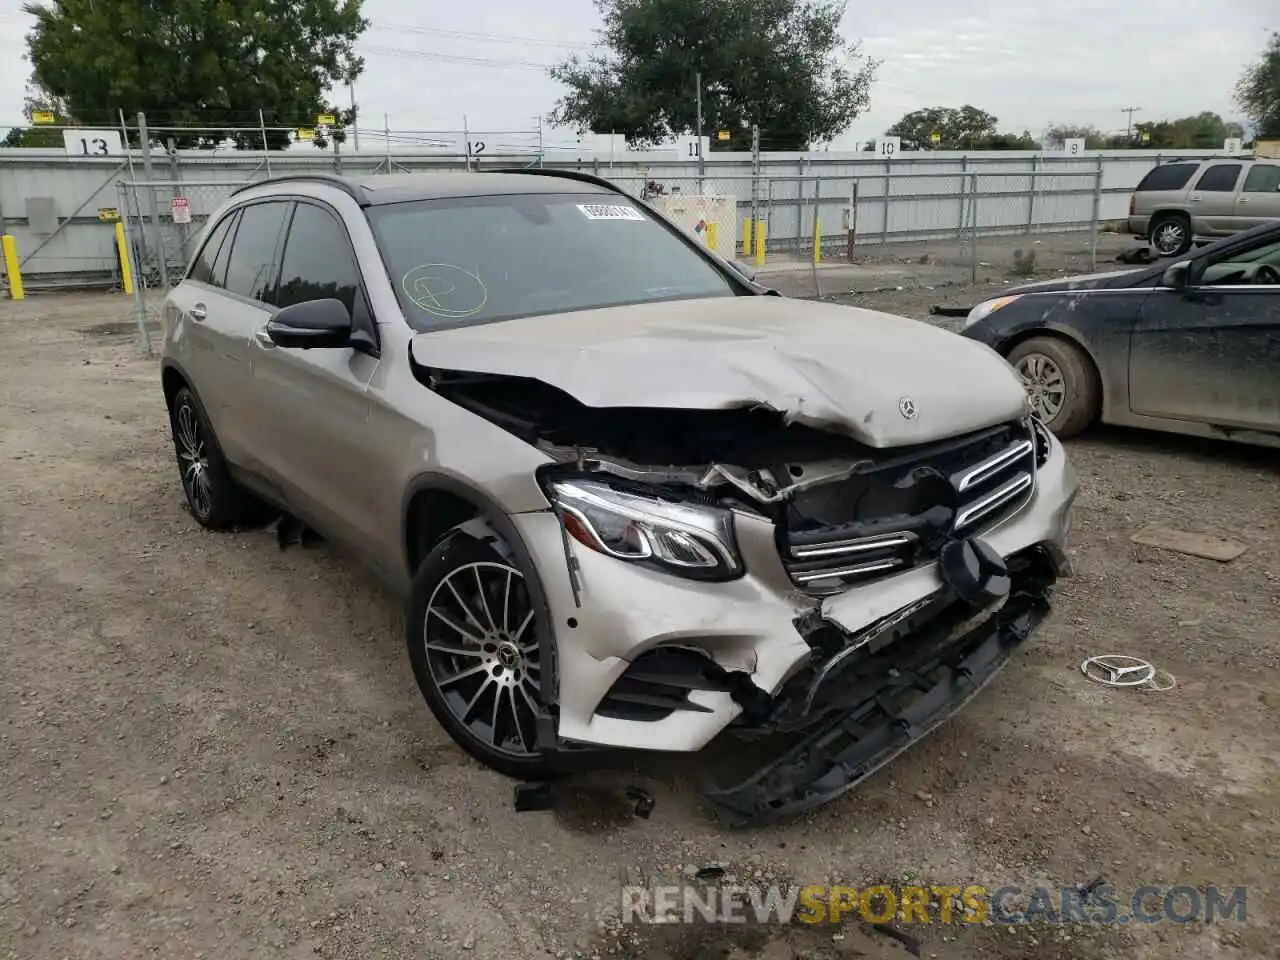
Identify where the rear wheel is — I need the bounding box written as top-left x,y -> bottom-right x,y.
1149,213 -> 1191,258
168,386 -> 275,529
1007,337 -> 1100,439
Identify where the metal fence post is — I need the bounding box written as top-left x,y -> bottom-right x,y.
1090,157 -> 1103,271
846,179 -> 858,261
880,158 -> 890,245
1026,154 -> 1038,234
137,111 -> 169,288
119,181 -> 152,355
969,172 -> 979,283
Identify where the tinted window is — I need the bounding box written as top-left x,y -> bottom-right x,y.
188,216 -> 233,285
1194,164 -> 1242,192
210,210 -> 240,286
223,202 -> 289,303
1135,163 -> 1197,192
1242,164 -> 1280,193
276,203 -> 361,314
367,193 -> 736,331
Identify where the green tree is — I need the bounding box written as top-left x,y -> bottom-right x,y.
1236,31 -> 1280,138
1,76 -> 69,148
885,106 -> 1000,149
1043,124 -> 1119,149
1132,112 -> 1244,148
23,0 -> 367,149
549,0 -> 878,151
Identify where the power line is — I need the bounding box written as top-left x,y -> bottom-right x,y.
369,21 -> 595,50
359,43 -> 555,71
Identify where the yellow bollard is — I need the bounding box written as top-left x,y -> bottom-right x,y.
754,219 -> 767,267
813,216 -> 822,264
741,218 -> 753,256
706,221 -> 718,253
115,222 -> 134,296
1,234 -> 23,300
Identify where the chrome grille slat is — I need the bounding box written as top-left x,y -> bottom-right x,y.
955,438 -> 1035,492
954,472 -> 1034,531
790,532 -> 916,560
780,422 -> 1038,593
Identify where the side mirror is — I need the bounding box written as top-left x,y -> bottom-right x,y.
267,298 -> 352,349
729,259 -> 758,283
1161,260 -> 1191,289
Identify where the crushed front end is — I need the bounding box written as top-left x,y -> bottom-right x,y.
424,369 -> 1078,824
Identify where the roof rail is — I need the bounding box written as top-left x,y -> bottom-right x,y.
229,173 -> 367,205
485,167 -> 629,197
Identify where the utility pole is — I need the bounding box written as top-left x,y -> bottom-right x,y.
349,80 -> 359,152
695,71 -> 705,191
1122,106 -> 1142,141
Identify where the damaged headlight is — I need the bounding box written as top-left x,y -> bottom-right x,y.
959,294 -> 1022,331
547,480 -> 743,581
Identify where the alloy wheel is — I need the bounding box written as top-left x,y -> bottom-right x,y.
423,561 -> 542,758
1016,353 -> 1066,422
176,401 -> 213,518
1152,221 -> 1185,257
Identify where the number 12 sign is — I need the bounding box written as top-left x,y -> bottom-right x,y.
62,129 -> 125,158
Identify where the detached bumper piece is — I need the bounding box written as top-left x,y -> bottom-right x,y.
703,545 -> 1056,826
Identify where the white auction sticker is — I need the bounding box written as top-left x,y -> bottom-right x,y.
577,203 -> 645,221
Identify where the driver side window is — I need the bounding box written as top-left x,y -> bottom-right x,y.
1199,237 -> 1280,288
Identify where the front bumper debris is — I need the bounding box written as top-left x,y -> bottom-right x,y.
702,545 -> 1056,825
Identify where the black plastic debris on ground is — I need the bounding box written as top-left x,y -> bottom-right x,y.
928,304 -> 973,318
512,781 -> 655,819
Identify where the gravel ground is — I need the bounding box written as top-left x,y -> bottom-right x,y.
1,290 -> 1277,960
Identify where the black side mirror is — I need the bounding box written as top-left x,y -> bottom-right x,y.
729,259 -> 758,283
1161,260 -> 1191,289
267,298 -> 352,349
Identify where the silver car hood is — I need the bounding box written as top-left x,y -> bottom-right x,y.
410,296 -> 1029,448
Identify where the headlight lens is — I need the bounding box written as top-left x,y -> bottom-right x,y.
960,294 -> 1022,331
547,480 -> 742,581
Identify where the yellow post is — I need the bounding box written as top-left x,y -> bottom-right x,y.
1,235 -> 23,300
754,219 -> 767,267
114,222 -> 134,296
813,216 -> 822,264
706,221 -> 718,253
741,218 -> 753,256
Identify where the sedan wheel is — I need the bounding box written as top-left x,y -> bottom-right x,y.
1015,353 -> 1066,422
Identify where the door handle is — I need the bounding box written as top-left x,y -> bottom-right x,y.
189,303 -> 207,321
254,327 -> 277,349
1188,195 -> 1201,202
1238,196 -> 1250,204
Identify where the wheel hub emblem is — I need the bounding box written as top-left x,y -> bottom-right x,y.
496,641 -> 521,669
898,397 -> 917,420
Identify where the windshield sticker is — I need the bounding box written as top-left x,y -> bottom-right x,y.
577,203 -> 646,222
401,263 -> 488,319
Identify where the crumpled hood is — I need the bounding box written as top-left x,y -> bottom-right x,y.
1008,268 -> 1144,294
411,296 -> 1029,448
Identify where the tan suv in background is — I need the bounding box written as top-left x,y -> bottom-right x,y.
1128,157 -> 1280,257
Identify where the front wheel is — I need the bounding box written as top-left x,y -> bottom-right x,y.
406,525 -> 552,778
1007,337 -> 1100,439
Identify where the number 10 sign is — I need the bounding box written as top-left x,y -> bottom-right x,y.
62,129 -> 125,158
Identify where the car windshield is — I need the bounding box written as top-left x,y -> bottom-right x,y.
366,192 -> 739,330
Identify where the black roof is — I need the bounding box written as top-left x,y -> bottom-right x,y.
229,168 -> 621,206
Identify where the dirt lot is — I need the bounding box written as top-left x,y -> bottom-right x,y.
1,286 -> 1277,960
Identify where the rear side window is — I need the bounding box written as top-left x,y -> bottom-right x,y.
187,216 -> 234,285
1135,163 -> 1197,192
276,203 -> 361,316
223,201 -> 290,304
1194,164 -> 1242,193
1242,164 -> 1280,193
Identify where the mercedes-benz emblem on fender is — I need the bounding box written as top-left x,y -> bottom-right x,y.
898,397 -> 917,420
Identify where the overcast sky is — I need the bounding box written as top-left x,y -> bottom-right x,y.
0,0 -> 1273,148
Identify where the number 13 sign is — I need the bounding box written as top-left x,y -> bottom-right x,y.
62,129 -> 125,158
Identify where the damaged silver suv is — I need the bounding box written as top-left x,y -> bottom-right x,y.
159,170 -> 1078,823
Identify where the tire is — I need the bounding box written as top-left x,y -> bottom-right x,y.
1006,337 -> 1100,439
1148,213 -> 1192,258
406,524 -> 552,779
168,386 -> 276,529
